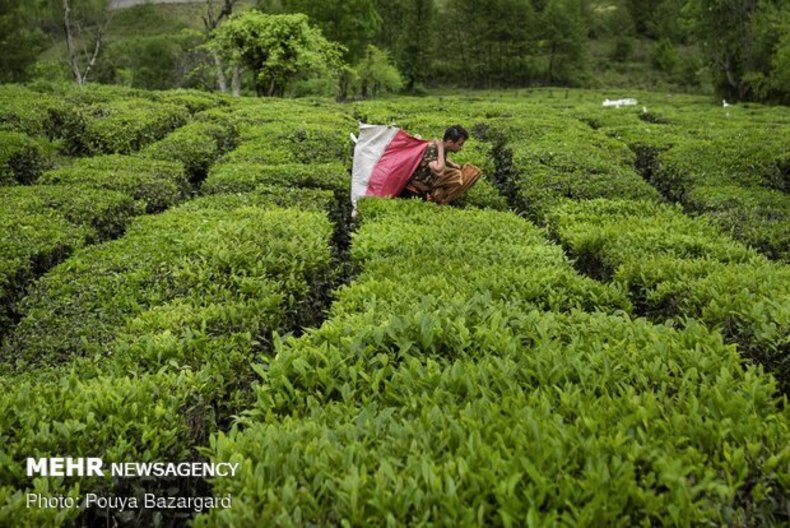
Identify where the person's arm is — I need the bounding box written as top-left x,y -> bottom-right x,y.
428,141 -> 446,175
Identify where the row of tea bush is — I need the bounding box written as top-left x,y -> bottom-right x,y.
195,199 -> 790,526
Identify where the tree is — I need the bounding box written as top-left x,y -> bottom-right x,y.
95,30 -> 204,90
750,0 -> 790,102
355,44 -> 403,97
541,0 -> 589,85
203,0 -> 242,94
649,0 -> 692,43
624,0 -> 663,35
769,31 -> 790,102
0,1 -> 47,82
441,0 -> 536,87
398,0 -> 436,91
686,0 -> 759,100
257,0 -> 381,62
209,11 -> 344,96
61,0 -> 112,85
371,0 -> 438,91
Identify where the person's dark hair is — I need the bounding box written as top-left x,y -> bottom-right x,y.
443,125 -> 469,143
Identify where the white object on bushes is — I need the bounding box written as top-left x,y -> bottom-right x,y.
602,98 -> 638,108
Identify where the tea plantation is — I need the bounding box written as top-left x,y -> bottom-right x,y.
1,83 -> 788,526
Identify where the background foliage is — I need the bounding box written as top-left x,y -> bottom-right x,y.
2,0 -> 788,102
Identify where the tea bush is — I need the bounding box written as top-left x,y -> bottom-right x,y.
58,99 -> 189,156
343,200 -> 630,312
4,205 -> 334,371
0,211 -> 88,338
6,185 -> 143,241
202,161 -> 349,195
147,89 -> 229,114
0,85 -> 67,137
196,198 -> 790,527
0,186 -> 141,337
0,202 -> 335,525
203,314 -> 790,527
451,175 -> 509,211
0,367 -> 218,527
23,81 -> 148,105
142,121 -> 239,186
547,198 -> 790,391
223,123 -> 352,165
610,122 -> 790,261
39,155 -> 189,213
683,185 -> 789,261
227,98 -> 352,129
616,256 -> 790,381
3,87 -> 789,526
183,186 -> 335,213
0,132 -> 52,185
509,127 -> 663,222
545,199 -> 758,279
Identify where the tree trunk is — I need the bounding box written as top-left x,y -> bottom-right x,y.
63,0 -> 106,86
205,0 -> 239,94
63,0 -> 83,85
231,65 -> 241,97
82,26 -> 104,85
213,53 -> 228,92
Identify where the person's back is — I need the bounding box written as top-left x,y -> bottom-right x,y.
399,125 -> 481,204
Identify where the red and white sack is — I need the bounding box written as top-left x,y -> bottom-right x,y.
351,123 -> 428,214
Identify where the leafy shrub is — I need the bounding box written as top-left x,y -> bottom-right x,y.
656,134 -> 785,194
0,85 -> 67,137
148,89 -> 229,114
57,99 -> 189,156
0,185 -> 142,338
0,132 -> 50,184
765,151 -> 789,193
202,162 -> 349,194
0,367 -> 217,527
183,186 -> 335,213
195,198 -> 790,527
142,121 -> 238,186
336,199 -> 632,318
547,198 -> 789,391
615,256 -> 790,382
224,122 -> 352,165
1,200 -> 335,525
510,127 -> 663,222
202,312 -> 789,526
654,135 -> 790,260
451,176 -> 509,211
545,199 -> 758,280
4,206 -> 334,370
684,185 -> 789,261
0,211 -> 88,337
39,155 -> 189,213
226,98 -> 352,129
3,184 -> 142,242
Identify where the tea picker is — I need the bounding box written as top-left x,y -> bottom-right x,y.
350,124 -> 481,216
